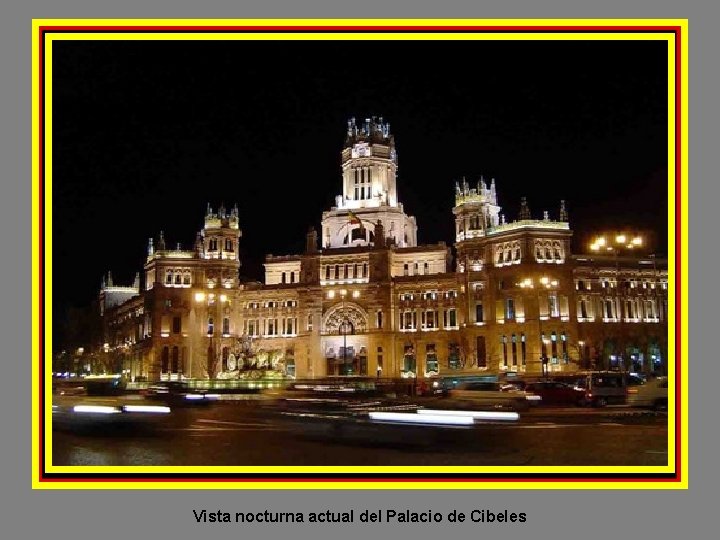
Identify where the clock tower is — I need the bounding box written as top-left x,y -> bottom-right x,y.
321,117 -> 418,249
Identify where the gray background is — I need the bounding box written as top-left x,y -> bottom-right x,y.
0,1 -> 714,539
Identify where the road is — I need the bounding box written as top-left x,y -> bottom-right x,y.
51,401 -> 669,467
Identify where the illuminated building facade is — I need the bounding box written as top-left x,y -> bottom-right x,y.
99,117 -> 669,381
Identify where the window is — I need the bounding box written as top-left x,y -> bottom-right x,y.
476,336 -> 487,367
605,300 -> 614,319
307,314 -> 313,332
267,319 -> 277,336
222,317 -> 230,335
425,344 -> 438,374
444,308 -> 457,328
448,343 -> 461,370
161,347 -> 169,372
281,272 -> 286,284
172,316 -> 181,334
424,262 -> 429,274
475,303 -> 484,323
363,263 -> 368,278
325,266 -> 330,280
183,274 -> 191,285
248,319 -> 258,337
414,262 -> 418,274
290,271 -> 295,283
377,346 -> 383,372
403,345 -> 416,374
549,294 -> 559,317
424,310 -> 436,329
171,346 -> 179,372
401,311 -> 414,330
511,334 -> 518,366
521,333 -> 527,365
506,298 -> 515,320
403,263 -> 409,276
207,317 -> 214,335
334,265 -> 339,279
209,239 -> 218,251
541,333 -> 548,360
225,239 -> 233,251
501,335 -> 508,366
561,332 -> 568,362
165,273 -> 173,284
376,311 -> 383,329
580,299 -> 588,319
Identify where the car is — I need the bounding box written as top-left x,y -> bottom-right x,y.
448,381 -> 539,411
626,376 -> 668,410
555,371 -> 628,407
52,376 -> 171,430
524,381 -> 586,406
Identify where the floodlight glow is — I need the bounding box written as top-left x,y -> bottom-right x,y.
73,405 -> 121,414
122,405 -> 171,413
368,411 -> 474,425
418,409 -> 519,421
194,292 -> 206,302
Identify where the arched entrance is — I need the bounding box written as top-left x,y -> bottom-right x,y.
322,302 -> 368,376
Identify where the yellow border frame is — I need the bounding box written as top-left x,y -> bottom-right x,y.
32,19 -> 689,490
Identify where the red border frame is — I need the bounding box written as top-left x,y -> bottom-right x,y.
37,23 -> 684,485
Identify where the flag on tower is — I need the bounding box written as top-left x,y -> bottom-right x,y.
348,210 -> 365,232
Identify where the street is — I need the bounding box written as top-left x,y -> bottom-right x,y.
51,401 -> 668,467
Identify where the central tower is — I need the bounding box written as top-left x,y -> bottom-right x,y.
321,116 -> 418,249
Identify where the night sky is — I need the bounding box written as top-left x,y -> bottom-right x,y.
52,38 -> 668,347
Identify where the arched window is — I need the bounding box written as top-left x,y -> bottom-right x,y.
351,227 -> 366,242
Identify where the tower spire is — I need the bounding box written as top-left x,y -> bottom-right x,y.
559,199 -> 568,222
518,197 -> 532,221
